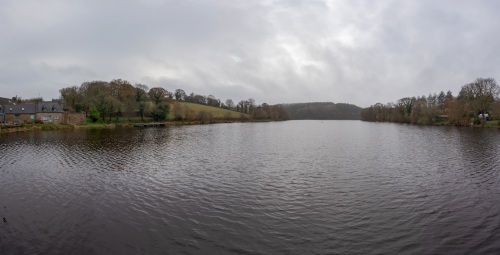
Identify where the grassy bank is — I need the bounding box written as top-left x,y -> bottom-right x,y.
434,120 -> 500,128
0,117 -> 273,134
1,124 -> 75,133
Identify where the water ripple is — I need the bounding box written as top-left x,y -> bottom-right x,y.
1,121 -> 500,254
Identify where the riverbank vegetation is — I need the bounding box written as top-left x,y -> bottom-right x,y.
58,79 -> 291,123
282,102 -> 362,120
361,77 -> 500,127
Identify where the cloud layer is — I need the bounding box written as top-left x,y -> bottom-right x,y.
1,0 -> 499,106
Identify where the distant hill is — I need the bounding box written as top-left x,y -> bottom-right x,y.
282,102 -> 362,120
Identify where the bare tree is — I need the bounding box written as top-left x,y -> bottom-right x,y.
248,98 -> 255,114
125,101 -> 137,122
107,97 -> 122,121
174,89 -> 186,101
172,102 -> 183,121
225,99 -> 235,109
238,100 -> 245,112
59,86 -> 81,108
459,78 -> 500,124
148,87 -> 168,105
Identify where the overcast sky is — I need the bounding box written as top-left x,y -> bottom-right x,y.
1,0 -> 499,107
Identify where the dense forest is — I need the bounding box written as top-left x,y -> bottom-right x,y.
52,79 -> 290,122
361,77 -> 500,126
282,102 -> 362,120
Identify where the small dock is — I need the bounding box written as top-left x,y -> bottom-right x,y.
134,123 -> 166,127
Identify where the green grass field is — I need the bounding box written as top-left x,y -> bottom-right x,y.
476,120 -> 500,128
142,101 -> 248,118
176,102 -> 248,118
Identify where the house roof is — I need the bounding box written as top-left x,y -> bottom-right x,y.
4,104 -> 36,114
52,98 -> 65,104
2,102 -> 64,114
36,102 -> 64,113
0,97 -> 16,106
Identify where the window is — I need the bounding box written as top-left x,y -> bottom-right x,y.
42,116 -> 48,121
14,115 -> 20,120
30,115 -> 34,119
54,115 -> 59,120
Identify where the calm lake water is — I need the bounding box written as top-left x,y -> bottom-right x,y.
1,121 -> 500,254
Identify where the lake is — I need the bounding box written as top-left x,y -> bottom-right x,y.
1,121 -> 500,254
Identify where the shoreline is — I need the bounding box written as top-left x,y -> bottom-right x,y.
0,119 -> 275,134
361,120 -> 500,128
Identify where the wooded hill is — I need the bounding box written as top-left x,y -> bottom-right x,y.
282,102 -> 362,120
55,79 -> 291,122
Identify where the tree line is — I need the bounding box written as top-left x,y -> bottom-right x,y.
361,77 -> 500,126
59,79 -> 291,122
282,102 -> 362,120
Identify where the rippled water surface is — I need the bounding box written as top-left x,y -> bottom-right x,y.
1,121 -> 500,254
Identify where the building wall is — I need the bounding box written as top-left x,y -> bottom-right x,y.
4,112 -> 84,125
35,113 -> 64,125
5,113 -> 36,123
63,113 -> 86,125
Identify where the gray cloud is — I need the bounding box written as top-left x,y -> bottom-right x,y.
1,0 -> 500,106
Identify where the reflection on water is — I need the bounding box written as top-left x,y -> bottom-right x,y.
1,121 -> 500,254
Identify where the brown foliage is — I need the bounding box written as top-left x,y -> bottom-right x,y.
186,109 -> 196,121
172,102 -> 183,121
197,111 -> 212,123
109,79 -> 135,102
444,97 -> 472,126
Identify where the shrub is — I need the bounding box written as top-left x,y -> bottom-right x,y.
474,118 -> 482,125
198,111 -> 208,123
90,107 -> 100,122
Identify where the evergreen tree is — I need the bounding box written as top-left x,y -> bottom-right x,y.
90,107 -> 100,122
446,90 -> 453,100
437,91 -> 446,105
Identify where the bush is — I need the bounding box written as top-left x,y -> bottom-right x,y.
474,118 -> 482,125
90,107 -> 100,122
152,104 -> 168,122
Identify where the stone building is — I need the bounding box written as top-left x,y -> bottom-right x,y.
0,99 -> 85,125
34,102 -> 65,124
63,113 -> 86,125
3,104 -> 38,123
